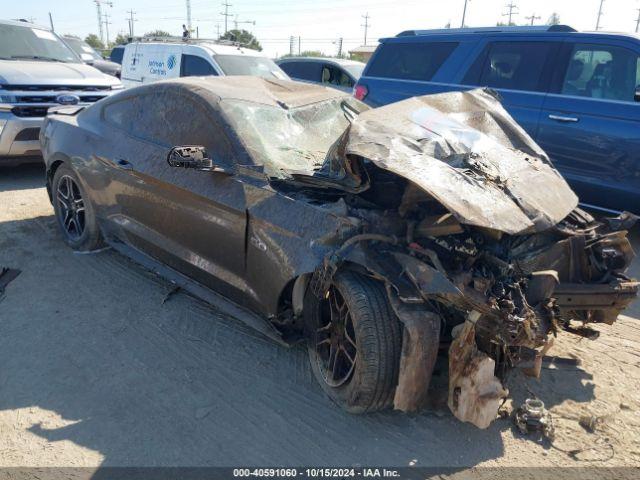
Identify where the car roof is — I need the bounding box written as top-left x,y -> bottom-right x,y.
383,25 -> 640,42
277,57 -> 365,67
0,19 -> 51,30
127,40 -> 267,57
123,76 -> 347,109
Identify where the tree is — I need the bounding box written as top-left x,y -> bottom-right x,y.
84,34 -> 104,50
113,33 -> 129,45
279,50 -> 324,59
144,30 -> 171,38
220,29 -> 262,51
547,12 -> 561,25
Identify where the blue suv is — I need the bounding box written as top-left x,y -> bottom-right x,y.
354,26 -> 640,214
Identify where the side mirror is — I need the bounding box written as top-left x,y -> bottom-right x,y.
167,146 -> 230,173
635,86 -> 640,102
80,53 -> 94,63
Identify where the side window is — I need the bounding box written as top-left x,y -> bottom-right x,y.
560,44 -> 639,102
103,90 -> 234,165
366,42 -> 458,81
321,65 -> 354,87
103,97 -> 136,131
464,42 -> 553,92
181,54 -> 217,77
279,61 -> 322,81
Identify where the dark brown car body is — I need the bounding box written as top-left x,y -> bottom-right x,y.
41,77 -> 638,427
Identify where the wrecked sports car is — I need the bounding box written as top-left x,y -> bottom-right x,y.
40,77 -> 638,428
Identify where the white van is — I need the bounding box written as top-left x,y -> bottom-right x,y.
121,38 -> 288,88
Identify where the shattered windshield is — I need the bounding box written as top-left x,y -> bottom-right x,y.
220,96 -> 368,177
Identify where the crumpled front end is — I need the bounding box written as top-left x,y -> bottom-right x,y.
303,88 -> 638,428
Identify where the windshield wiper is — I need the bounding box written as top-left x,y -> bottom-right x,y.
10,55 -> 68,62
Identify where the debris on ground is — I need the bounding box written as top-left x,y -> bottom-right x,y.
514,398 -> 555,440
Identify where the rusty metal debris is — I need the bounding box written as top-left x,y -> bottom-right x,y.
515,398 -> 555,440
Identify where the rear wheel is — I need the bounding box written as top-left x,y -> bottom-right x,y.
306,270 -> 402,413
52,164 -> 104,251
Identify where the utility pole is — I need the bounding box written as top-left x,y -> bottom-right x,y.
216,23 -> 221,39
335,37 -> 343,57
127,10 -> 137,37
48,12 -> 55,31
298,36 -> 301,55
102,13 -> 112,46
221,1 -> 232,33
525,13 -> 540,25
503,2 -> 518,25
289,36 -> 295,56
186,0 -> 192,31
94,0 -> 112,44
636,8 -> 640,33
361,12 -> 370,45
595,0 -> 605,30
461,0 -> 470,28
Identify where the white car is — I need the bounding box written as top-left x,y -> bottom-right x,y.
0,19 -> 122,163
121,38 -> 289,87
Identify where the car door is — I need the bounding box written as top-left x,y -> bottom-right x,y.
537,39 -> 640,212
100,87 -> 250,304
460,38 -> 560,139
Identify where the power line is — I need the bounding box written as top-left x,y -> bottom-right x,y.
221,1 -> 232,34
525,12 -> 540,26
595,0 -> 605,30
502,2 -> 518,25
361,12 -> 370,45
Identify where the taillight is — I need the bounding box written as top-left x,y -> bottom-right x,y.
353,83 -> 368,101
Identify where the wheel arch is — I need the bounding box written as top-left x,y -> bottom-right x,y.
45,154 -> 72,202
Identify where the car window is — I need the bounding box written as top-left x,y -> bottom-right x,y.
214,55 -> 288,79
279,61 -> 321,81
181,54 -> 217,76
560,44 -> 639,102
103,90 -> 234,164
366,42 -> 458,81
321,65 -> 354,88
464,42 -> 553,92
110,47 -> 124,64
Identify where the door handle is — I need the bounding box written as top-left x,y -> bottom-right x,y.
548,114 -> 579,123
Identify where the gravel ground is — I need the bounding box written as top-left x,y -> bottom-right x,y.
0,164 -> 639,469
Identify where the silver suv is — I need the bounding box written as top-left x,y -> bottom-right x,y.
0,20 -> 122,163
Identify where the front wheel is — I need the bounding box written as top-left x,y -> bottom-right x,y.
305,270 -> 402,413
52,164 -> 104,251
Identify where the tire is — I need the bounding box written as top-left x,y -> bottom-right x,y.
305,270 -> 402,413
52,164 -> 104,251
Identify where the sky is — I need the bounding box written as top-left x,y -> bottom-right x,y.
6,0 -> 640,57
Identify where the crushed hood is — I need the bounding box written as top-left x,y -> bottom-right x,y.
343,88 -> 578,235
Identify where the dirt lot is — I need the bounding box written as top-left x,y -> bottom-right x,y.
1,164 -> 639,468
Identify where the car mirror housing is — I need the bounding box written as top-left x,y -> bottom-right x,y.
167,146 -> 230,173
